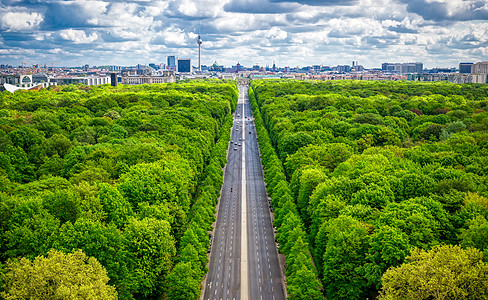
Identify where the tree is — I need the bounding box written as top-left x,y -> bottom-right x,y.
165,262 -> 201,300
287,264 -> 324,300
351,184 -> 394,209
278,131 -> 314,162
123,217 -> 175,297
459,215 -> 488,257
322,215 -> 370,300
364,225 -> 410,289
379,245 -> 488,300
3,199 -> 60,259
377,199 -> 439,249
118,154 -> 193,212
296,167 -> 327,227
1,249 -> 117,300
53,218 -> 131,297
98,183 -> 133,228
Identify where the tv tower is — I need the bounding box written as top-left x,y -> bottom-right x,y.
197,21 -> 202,72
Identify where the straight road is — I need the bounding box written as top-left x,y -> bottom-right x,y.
203,84 -> 285,300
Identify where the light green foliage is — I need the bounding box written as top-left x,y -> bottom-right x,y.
1,249 -> 117,300
98,183 -> 133,227
379,245 -> 488,300
118,154 -> 193,210
123,217 -> 175,296
285,143 -> 353,176
287,264 -> 325,300
278,131 -> 314,161
377,199 -> 440,249
459,215 -> 488,256
166,262 -> 201,300
296,167 -> 327,227
322,215 -> 370,300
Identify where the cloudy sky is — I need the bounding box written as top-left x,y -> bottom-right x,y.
1,0 -> 487,68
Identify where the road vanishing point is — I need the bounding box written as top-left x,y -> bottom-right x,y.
203,84 -> 286,300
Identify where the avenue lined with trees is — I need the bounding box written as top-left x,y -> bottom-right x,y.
1,78 -> 488,299
0,80 -> 237,299
250,79 -> 488,299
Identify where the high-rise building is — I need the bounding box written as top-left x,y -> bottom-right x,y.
336,65 -> 351,73
167,56 -> 176,68
382,62 -> 422,73
459,63 -> 473,74
110,73 -> 117,87
472,61 -> 488,74
177,58 -> 192,73
382,63 -> 402,73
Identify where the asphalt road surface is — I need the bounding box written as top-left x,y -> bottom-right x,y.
203,84 -> 285,300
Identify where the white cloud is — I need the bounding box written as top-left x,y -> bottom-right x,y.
158,26 -> 195,46
0,12 -> 43,30
59,29 -> 99,43
265,27 -> 288,40
0,0 -> 487,68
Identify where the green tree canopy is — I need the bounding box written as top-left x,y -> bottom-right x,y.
379,245 -> 488,300
1,249 -> 117,300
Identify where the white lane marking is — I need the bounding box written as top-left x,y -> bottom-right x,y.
240,87 -> 249,300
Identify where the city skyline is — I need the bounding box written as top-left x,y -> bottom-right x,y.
1,0 -> 487,68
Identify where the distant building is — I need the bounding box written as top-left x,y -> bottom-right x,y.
382,63 -> 402,73
472,61 -> 488,74
336,65 -> 351,73
401,62 -> 423,74
210,61 -> 224,72
459,63 -> 473,74
0,74 -> 56,88
382,62 -> 422,74
167,56 -> 176,71
109,65 -> 122,71
177,58 -> 192,73
411,73 -> 487,84
54,76 -> 110,86
110,73 -> 117,87
429,68 -> 456,73
120,72 -> 176,85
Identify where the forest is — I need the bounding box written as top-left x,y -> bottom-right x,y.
0,80 -> 238,299
249,79 -> 488,299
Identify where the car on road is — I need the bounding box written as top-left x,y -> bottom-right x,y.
208,234 -> 213,253
234,147 -> 237,151
234,142 -> 238,145
238,143 -> 241,146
